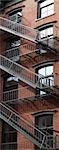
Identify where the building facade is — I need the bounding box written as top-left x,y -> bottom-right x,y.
0,0 -> 59,149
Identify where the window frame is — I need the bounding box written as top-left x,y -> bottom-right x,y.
36,63 -> 54,96
37,0 -> 54,19
35,113 -> 53,129
9,8 -> 22,23
35,113 -> 54,149
38,24 -> 53,40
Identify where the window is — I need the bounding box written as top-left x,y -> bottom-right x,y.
39,25 -> 53,39
36,64 -> 54,95
35,114 -> 53,129
35,114 -> 53,149
37,0 -> 54,19
2,123 -> 17,150
38,65 -> 54,87
9,9 -> 22,23
38,65 -> 53,76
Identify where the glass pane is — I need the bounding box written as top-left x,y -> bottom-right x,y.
46,66 -> 53,75
38,116 -> 46,128
48,4 -> 54,15
46,115 -> 53,126
38,67 -> 45,76
47,0 -> 54,5
40,1 -> 47,7
47,27 -> 53,36
40,27 -> 53,38
35,114 -> 53,129
40,29 -> 46,38
40,0 -> 54,8
41,7 -> 47,18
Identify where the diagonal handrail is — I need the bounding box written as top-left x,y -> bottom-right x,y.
0,102 -> 46,148
0,17 -> 37,42
0,101 -> 59,149
0,102 -> 57,149
0,54 -> 42,88
0,55 -> 54,89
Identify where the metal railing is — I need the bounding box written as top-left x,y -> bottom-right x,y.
3,43 -> 37,59
44,134 -> 59,149
1,135 -> 59,149
0,55 -> 54,89
2,86 -> 35,103
4,47 -> 19,60
0,102 -> 46,148
55,134 -> 59,149
0,17 -> 37,42
39,75 -> 54,88
0,54 -> 42,88
1,142 -> 17,150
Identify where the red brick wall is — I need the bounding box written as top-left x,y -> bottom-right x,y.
0,0 -> 59,149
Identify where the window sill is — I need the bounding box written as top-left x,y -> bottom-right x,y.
35,13 -> 55,22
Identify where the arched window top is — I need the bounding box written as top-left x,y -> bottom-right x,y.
38,65 -> 53,76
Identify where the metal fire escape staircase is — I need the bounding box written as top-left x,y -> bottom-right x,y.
0,17 -> 59,149
0,16 -> 54,91
0,17 -> 56,90
0,102 -> 59,149
0,17 -> 37,42
0,54 -> 54,91
0,102 -> 48,149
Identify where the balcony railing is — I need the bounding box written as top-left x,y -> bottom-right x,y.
2,86 -> 35,103
1,135 -> 59,149
44,134 -> 59,149
1,142 -> 17,150
0,77 -> 54,104
3,47 -> 19,61
39,75 -> 54,88
3,43 -> 37,59
4,47 -> 19,59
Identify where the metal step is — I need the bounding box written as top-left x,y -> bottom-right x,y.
0,17 -> 37,43
0,55 -> 54,90
0,102 -> 46,149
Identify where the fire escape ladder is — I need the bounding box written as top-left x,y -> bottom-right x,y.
0,102 -> 46,149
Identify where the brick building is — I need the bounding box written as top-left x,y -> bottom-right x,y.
0,0 -> 59,149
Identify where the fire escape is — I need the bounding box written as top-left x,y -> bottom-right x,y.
0,16 -> 59,149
